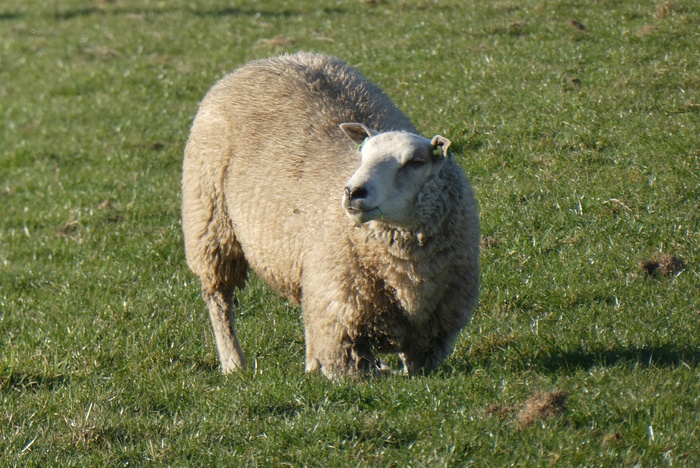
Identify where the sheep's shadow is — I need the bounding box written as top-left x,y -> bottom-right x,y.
0,12 -> 22,21
0,371 -> 69,393
534,343 -> 700,373
49,6 -> 345,21
444,342 -> 700,376
194,7 -> 346,17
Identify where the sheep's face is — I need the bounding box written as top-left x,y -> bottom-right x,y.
340,124 -> 451,227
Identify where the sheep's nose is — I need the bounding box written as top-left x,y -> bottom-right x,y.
345,186 -> 368,201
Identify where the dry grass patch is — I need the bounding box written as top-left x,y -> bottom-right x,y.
636,25 -> 660,37
258,35 -> 296,47
655,2 -> 676,19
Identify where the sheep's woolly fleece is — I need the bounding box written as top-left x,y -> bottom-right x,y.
182,52 -> 480,378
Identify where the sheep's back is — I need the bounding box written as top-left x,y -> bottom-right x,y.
193,53 -> 415,301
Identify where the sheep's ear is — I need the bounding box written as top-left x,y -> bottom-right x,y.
340,123 -> 379,145
430,135 -> 452,159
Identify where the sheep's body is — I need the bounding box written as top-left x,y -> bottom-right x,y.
182,52 -> 479,377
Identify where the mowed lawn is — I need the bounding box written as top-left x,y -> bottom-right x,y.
1,0 -> 699,465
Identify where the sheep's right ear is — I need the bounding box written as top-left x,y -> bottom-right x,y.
340,123 -> 379,145
431,135 -> 452,159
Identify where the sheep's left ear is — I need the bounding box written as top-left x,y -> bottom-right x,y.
340,123 -> 380,145
431,135 -> 452,159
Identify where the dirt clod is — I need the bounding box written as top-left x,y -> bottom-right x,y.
636,25 -> 660,37
655,2 -> 676,19
641,253 -> 684,277
517,391 -> 568,426
480,236 -> 501,249
603,432 -> 625,446
567,19 -> 587,32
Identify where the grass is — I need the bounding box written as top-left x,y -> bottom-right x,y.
1,0 -> 699,465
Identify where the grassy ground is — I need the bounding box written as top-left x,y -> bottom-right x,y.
1,0 -> 699,465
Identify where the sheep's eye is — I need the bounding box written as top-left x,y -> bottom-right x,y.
406,158 -> 426,168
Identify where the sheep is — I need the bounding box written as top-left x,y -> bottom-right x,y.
182,52 -> 480,378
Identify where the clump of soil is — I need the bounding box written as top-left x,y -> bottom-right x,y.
516,391 -> 568,427
641,253 -> 685,277
603,432 -> 625,446
655,1 -> 676,19
636,25 -> 660,37
486,390 -> 569,427
480,236 -> 501,249
566,19 -> 587,32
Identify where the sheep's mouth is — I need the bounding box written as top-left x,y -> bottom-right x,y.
342,194 -> 380,223
344,206 -> 381,223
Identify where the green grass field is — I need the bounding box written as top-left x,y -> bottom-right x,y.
1,0 -> 699,465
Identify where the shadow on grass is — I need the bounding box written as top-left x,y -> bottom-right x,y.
167,355 -> 220,373
244,401 -> 304,420
193,7 -> 276,17
446,341 -> 700,377
334,425 -> 418,449
0,371 -> 69,393
535,343 -> 700,373
51,6 -> 346,21
194,7 -> 347,17
0,12 -> 23,21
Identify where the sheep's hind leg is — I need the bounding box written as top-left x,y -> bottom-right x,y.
203,284 -> 245,373
187,230 -> 247,374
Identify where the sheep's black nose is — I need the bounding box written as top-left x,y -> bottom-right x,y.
345,186 -> 368,201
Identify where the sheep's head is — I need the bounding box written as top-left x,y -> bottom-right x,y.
340,123 -> 451,229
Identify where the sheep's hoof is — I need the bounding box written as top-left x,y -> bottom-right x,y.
305,358 -> 321,373
220,355 -> 246,375
355,356 -> 393,377
376,360 -> 393,375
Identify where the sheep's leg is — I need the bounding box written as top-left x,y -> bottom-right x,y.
303,320 -> 349,378
183,112 -> 252,374
203,285 -> 245,373
304,314 -> 388,378
301,263 -> 390,378
350,337 -> 392,376
184,217 -> 248,374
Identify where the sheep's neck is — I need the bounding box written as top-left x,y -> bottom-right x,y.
350,222 -> 450,317
361,222 -> 429,258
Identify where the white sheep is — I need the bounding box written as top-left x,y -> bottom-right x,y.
182,52 -> 479,378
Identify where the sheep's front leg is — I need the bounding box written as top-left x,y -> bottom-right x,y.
303,299 -> 386,378
203,286 -> 245,374
302,303 -> 353,378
